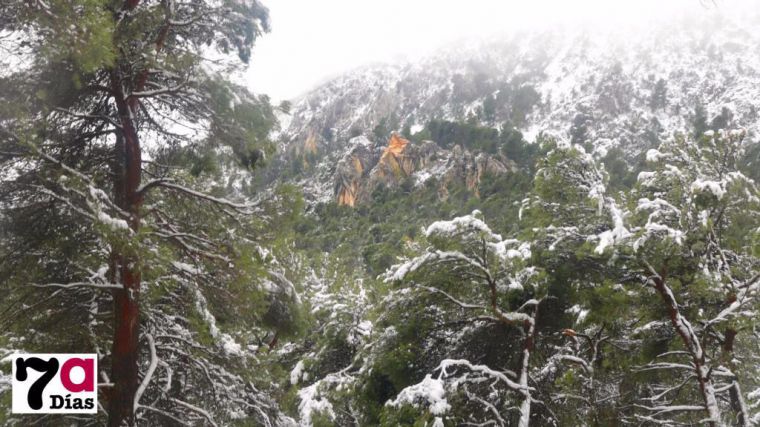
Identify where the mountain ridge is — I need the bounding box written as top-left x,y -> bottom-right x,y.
263,11 -> 760,205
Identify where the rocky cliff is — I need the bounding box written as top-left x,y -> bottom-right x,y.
264,11 -> 760,206
332,133 -> 513,207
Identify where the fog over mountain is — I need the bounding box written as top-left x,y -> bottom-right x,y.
247,0 -> 756,101
266,10 -> 760,205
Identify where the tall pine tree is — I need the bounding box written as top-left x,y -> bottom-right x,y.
0,1 -> 299,425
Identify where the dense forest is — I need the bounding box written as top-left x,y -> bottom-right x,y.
1,1 -> 760,426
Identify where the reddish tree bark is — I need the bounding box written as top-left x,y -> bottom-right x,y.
108,72 -> 143,426
107,1 -> 145,425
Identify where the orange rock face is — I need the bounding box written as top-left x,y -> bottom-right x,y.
336,134 -> 410,206
375,133 -> 414,179
304,130 -> 318,155
352,157 -> 364,174
337,182 -> 359,207
333,132 -> 512,207
334,138 -> 373,207
381,133 -> 410,160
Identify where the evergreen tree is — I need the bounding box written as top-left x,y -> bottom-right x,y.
711,106 -> 734,132
0,1 -> 299,425
292,133 -> 760,426
649,78 -> 668,110
482,93 -> 497,124
380,211 -> 543,426
693,103 -> 709,137
570,112 -> 591,146
610,130 -> 760,425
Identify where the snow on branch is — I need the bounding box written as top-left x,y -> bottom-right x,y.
383,250 -> 487,283
633,362 -> 694,372
385,358 -> 528,421
416,285 -> 486,310
129,81 -> 188,99
386,374 -> 451,415
554,355 -> 593,374
170,398 -> 219,427
634,404 -> 706,416
23,141 -> 131,225
593,199 -> 631,254
437,359 -> 525,391
136,178 -> 173,197
296,372 -> 354,426
32,281 -> 123,290
53,107 -> 123,129
154,182 -> 257,213
425,210 -> 502,242
134,333 -> 157,413
138,405 -> 186,424
706,272 -> 760,327
489,240 -> 532,261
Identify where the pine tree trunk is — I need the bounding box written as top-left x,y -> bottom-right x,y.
108,69 -> 143,426
723,328 -> 750,426
105,3 -> 170,423
108,256 -> 141,427
651,276 -> 722,425
517,309 -> 537,427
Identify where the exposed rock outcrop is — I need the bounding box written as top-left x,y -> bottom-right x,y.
365,134 -> 440,194
333,136 -> 377,207
333,133 -> 514,206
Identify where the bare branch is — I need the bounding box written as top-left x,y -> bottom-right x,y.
134,333 -> 158,413
170,398 -> 219,427
417,285 -> 487,310
154,182 -> 255,212
32,282 -> 123,290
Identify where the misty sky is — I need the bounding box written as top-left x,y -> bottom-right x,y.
244,0 -> 745,102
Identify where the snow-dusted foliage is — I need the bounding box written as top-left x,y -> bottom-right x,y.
4,1 -> 760,426
522,138 -> 623,257
0,157 -> 303,424
619,130 -> 760,425
0,0 -> 293,425
283,126 -> 758,426
387,373 -> 451,415
371,212 -> 546,426
585,129 -> 760,425
279,249 -> 375,426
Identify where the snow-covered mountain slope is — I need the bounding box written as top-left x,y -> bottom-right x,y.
269,11 -> 760,203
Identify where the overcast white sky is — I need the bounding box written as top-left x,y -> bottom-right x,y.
244,0 -> 744,102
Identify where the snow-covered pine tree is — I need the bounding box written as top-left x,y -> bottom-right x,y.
519,138 -> 635,425
611,129 -> 760,426
372,211 -> 543,426
283,249 -> 373,426
0,1 -> 301,425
